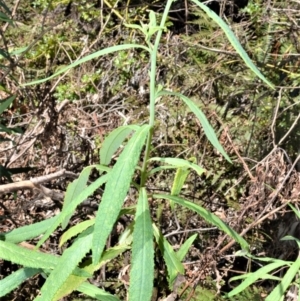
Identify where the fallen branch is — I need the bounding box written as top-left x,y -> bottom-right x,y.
0,169 -> 77,200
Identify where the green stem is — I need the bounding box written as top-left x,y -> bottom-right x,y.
140,0 -> 173,187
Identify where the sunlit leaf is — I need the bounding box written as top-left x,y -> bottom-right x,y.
100,125 -> 139,166
129,188 -> 154,301
92,125 -> 150,264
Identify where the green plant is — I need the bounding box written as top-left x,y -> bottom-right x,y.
0,1 -> 275,300
226,205 -> 300,301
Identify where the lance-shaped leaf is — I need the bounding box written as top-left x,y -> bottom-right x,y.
129,188 -> 154,301
158,91 -> 232,162
92,125 -> 150,264
192,0 -> 274,89
0,267 -> 41,297
153,194 -> 249,251
23,44 -> 149,86
153,223 -> 184,287
100,125 -> 139,166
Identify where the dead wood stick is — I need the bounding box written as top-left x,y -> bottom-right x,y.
0,169 -> 76,197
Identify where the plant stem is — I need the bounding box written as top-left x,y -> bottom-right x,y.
140,0 -> 173,187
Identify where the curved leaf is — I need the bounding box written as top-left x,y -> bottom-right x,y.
149,157 -> 205,175
153,194 -> 249,250
100,125 -> 139,166
23,44 -> 149,86
157,90 -> 231,162
152,223 -> 184,287
192,0 -> 274,89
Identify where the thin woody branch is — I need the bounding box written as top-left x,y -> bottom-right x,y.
0,169 -> 77,200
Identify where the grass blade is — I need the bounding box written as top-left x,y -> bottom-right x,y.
227,261 -> 288,297
0,95 -> 15,114
177,234 -> 197,261
265,259 -> 300,301
129,188 -> 154,301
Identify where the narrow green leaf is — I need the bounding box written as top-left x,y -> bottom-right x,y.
0,95 -> 15,114
152,224 -> 184,287
235,250 -> 292,264
35,227 -> 94,301
0,11 -> 12,23
0,47 -> 27,60
23,44 -> 149,86
171,168 -> 190,196
0,240 -> 58,269
0,124 -> 22,135
100,125 -> 139,166
59,219 -> 95,247
0,49 -> 10,60
157,91 -> 232,162
170,167 -> 190,210
53,245 -> 129,301
148,165 -> 189,175
176,234 -> 197,261
129,188 -> 154,301
77,282 -> 121,301
2,216 -> 57,243
265,259 -> 300,301
288,204 -> 300,219
153,194 -> 249,250
148,157 -> 205,175
281,235 -> 300,249
36,173 -> 108,249
92,125 -> 150,264
192,0 -> 274,89
0,268 -> 41,297
227,261 -> 288,297
61,166 -> 92,229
